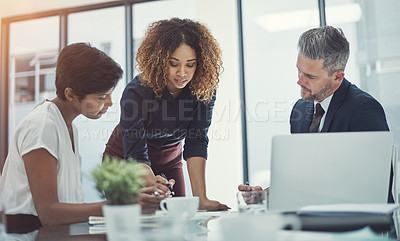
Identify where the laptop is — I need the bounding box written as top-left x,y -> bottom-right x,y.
268,131 -> 393,211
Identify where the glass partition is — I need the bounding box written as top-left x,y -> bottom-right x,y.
326,0 -> 400,199
241,0 -> 319,187
68,6 -> 126,202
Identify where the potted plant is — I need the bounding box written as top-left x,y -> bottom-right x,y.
92,157 -> 148,241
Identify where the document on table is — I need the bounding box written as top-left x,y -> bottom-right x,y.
88,214 -> 159,234
88,217 -> 106,234
89,216 -> 106,225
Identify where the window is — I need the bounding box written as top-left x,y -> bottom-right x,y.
241,0 -> 319,187
325,0 -> 400,198
68,6 -> 126,202
132,0 -> 196,76
8,16 -> 59,141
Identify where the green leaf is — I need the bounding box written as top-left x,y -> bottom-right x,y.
92,156 -> 148,205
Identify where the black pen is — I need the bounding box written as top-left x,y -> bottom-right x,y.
245,181 -> 253,196
161,173 -> 175,196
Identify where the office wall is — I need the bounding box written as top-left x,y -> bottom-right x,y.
0,0 -> 243,208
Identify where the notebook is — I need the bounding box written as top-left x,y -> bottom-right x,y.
268,131 -> 394,211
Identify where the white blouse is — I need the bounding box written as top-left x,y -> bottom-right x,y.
0,100 -> 84,215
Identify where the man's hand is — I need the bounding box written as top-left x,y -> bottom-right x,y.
237,184 -> 263,191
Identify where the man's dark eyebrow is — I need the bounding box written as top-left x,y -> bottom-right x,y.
170,57 -> 197,62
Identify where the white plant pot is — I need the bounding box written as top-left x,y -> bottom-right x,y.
102,204 -> 141,241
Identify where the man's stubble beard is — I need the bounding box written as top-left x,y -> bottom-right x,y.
302,79 -> 332,102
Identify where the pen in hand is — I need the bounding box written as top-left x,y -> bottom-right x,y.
161,173 -> 175,196
245,181 -> 253,194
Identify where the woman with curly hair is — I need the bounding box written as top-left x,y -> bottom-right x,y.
103,18 -> 229,211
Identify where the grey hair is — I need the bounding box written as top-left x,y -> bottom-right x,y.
298,26 -> 350,76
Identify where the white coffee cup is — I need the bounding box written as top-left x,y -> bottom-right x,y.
160,196 -> 199,218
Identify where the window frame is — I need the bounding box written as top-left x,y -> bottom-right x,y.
0,0 -> 158,172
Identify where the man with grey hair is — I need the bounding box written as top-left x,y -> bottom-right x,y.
239,26 -> 393,203
291,26 -> 389,132
290,26 -> 393,202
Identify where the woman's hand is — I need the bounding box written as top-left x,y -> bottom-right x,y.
198,197 -> 230,211
138,186 -> 166,214
135,163 -> 175,197
154,175 -> 175,197
136,164 -> 176,213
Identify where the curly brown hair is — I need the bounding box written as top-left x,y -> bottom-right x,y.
135,18 -> 223,103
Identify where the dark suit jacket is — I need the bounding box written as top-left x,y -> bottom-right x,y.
289,78 -> 393,202
290,78 -> 389,133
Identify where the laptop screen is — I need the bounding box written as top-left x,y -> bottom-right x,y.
269,131 -> 393,211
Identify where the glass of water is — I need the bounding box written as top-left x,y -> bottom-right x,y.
237,190 -> 268,214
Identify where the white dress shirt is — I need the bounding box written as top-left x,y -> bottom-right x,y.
314,94 -> 333,132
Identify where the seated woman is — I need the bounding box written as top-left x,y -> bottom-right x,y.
0,43 -> 172,227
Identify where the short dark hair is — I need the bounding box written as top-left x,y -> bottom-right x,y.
298,26 -> 350,76
56,42 -> 123,100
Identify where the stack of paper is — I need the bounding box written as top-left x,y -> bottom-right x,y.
88,216 -> 106,234
88,213 -> 162,234
89,216 -> 106,225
